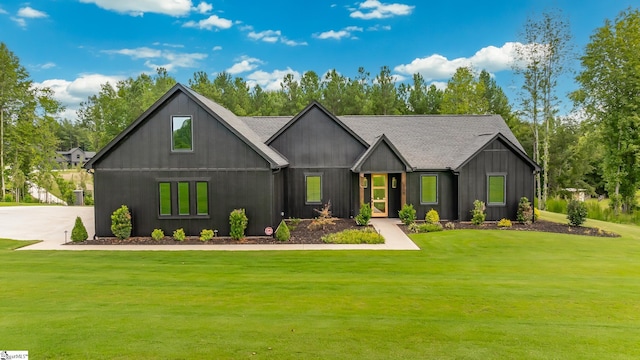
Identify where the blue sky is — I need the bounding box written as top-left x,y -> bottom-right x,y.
1,0 -> 637,120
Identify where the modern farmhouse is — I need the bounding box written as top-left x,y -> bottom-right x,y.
85,83 -> 539,237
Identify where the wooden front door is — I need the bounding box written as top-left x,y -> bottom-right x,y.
371,174 -> 388,217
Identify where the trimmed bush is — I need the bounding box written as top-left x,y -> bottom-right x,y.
111,205 -> 132,240
443,222 -> 455,230
517,197 -> 533,225
471,200 -> 486,225
567,200 -> 588,226
418,223 -> 443,233
355,203 -> 372,226
229,209 -> 248,240
151,229 -> 164,241
398,204 -> 416,225
425,209 -> 440,224
200,229 -> 214,242
274,220 -> 290,242
71,216 -> 88,242
173,228 -> 186,241
497,218 -> 513,228
322,228 -> 384,244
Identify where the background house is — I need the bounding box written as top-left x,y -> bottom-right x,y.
86,83 -> 539,237
56,147 -> 96,168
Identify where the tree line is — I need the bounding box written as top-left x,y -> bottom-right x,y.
1,8 -> 639,215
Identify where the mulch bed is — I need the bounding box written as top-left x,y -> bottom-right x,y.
400,219 -> 620,238
70,218 -> 364,245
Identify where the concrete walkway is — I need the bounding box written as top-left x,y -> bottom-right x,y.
2,206 -> 419,251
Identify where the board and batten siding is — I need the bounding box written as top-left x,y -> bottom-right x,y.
269,106 -> 367,218
457,138 -> 535,221
406,171 -> 457,221
91,91 -> 279,237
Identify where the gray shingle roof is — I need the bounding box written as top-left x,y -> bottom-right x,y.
240,113 -> 525,171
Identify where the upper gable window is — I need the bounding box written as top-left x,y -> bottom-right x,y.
172,116 -> 193,151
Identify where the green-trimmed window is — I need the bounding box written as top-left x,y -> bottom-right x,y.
178,182 -> 190,215
196,181 -> 208,215
420,175 -> 437,204
488,175 -> 506,205
306,174 -> 322,204
159,182 -> 171,216
172,116 -> 192,151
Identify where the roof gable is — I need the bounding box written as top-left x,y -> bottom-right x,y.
85,83 -> 288,169
266,101 -> 368,147
454,132 -> 540,172
351,134 -> 412,172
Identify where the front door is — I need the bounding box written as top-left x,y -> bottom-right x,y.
371,174 -> 388,217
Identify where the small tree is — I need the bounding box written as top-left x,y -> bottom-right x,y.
425,209 -> 440,224
274,220 -> 290,242
398,204 -> 416,225
111,205 -> 132,239
471,200 -> 486,225
355,203 -> 372,226
517,197 -> 534,225
71,216 -> 88,242
567,200 -> 587,226
229,209 -> 248,240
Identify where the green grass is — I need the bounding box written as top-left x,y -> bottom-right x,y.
1,220 -> 640,359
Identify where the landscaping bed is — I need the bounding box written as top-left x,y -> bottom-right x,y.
71,218 -> 366,245
400,219 -> 620,238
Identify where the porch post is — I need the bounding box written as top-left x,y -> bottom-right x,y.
401,172 -> 407,206
359,172 -> 365,205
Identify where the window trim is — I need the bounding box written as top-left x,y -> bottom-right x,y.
420,174 -> 438,205
305,173 -> 323,205
171,115 -> 193,152
177,182 -> 190,215
158,182 -> 172,216
196,181 -> 208,216
156,178 -> 210,219
487,173 -> 507,206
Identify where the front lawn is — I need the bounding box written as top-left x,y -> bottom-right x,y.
0,221 -> 639,359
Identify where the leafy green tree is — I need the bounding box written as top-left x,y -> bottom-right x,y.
573,8 -> 640,213
321,69 -> 347,114
441,67 -> 489,114
369,66 -> 402,115
343,67 -> 370,115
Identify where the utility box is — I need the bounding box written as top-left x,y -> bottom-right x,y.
73,190 -> 84,206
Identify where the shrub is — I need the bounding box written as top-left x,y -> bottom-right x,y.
398,204 -> 416,225
534,207 -> 540,221
517,197 -> 533,225
546,197 -> 568,214
308,202 -> 335,230
418,223 -> 443,233
173,228 -> 186,241
567,200 -> 588,226
71,216 -> 88,242
151,229 -> 165,241
84,192 -> 94,206
425,209 -> 440,224
4,194 -> 14,202
497,218 -> 513,228
274,220 -> 291,242
355,203 -> 372,226
407,222 -> 419,233
322,228 -> 384,244
443,222 -> 455,230
200,229 -> 214,242
110,205 -> 132,240
229,209 -> 248,240
287,218 -> 301,230
470,200 -> 486,225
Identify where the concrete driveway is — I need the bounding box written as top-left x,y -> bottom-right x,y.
0,206 -> 94,248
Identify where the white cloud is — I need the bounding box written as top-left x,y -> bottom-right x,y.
350,0 -> 414,20
212,45 -> 222,51
18,6 -> 48,18
314,26 -> 362,40
394,42 -> 522,81
103,47 -> 207,72
153,42 -> 184,48
226,57 -> 262,75
193,1 -> 212,14
11,17 -> 26,27
246,68 -> 301,91
281,37 -> 308,46
35,62 -> 56,70
35,74 -> 126,120
183,14 -> 232,30
367,24 -> 391,31
248,29 -> 281,43
79,0 -> 193,16
0,7 -> 8,15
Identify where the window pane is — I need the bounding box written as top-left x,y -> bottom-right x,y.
159,183 -> 171,216
372,175 -> 386,187
306,176 -> 321,203
196,182 -> 208,215
178,182 -> 190,215
488,176 -> 505,204
172,116 -> 192,151
421,175 -> 437,203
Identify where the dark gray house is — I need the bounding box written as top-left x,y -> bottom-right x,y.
56,147 -> 96,167
86,83 -> 539,237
